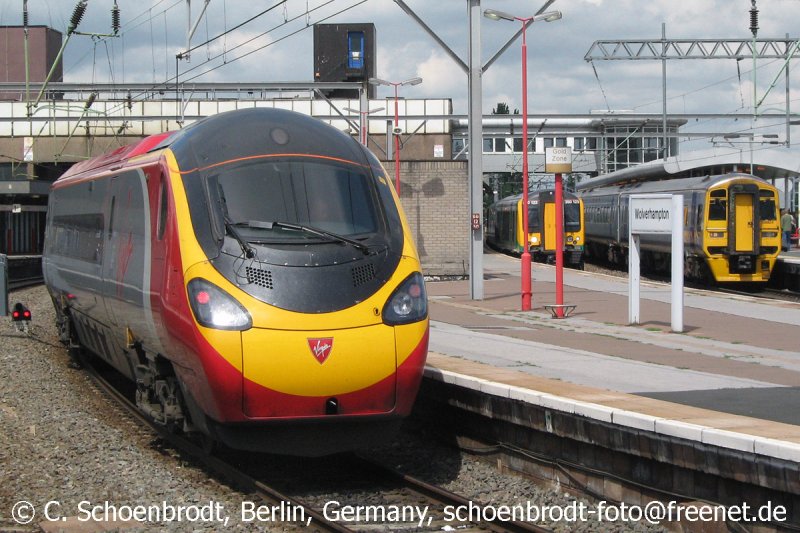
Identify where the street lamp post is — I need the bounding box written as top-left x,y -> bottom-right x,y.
368,76 -> 423,194
484,8 -> 561,311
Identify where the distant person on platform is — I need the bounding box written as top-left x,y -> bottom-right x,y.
781,208 -> 795,251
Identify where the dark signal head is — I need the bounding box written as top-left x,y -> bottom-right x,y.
11,302 -> 31,322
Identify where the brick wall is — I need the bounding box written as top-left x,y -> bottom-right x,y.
383,160 -> 469,277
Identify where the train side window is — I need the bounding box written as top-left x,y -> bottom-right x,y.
108,196 -> 116,239
157,175 -> 169,240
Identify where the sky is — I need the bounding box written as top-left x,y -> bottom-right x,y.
3,0 -> 800,152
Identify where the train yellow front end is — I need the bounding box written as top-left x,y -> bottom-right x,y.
701,177 -> 780,283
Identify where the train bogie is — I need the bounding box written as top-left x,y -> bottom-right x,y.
43,108 -> 429,456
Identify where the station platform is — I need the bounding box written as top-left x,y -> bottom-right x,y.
424,252 -> 800,463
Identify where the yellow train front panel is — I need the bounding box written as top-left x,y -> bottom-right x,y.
241,324 -> 398,418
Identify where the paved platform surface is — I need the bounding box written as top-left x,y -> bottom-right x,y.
426,252 -> 800,432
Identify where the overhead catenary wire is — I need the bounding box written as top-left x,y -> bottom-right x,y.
178,0 -> 369,82
176,1 -> 288,60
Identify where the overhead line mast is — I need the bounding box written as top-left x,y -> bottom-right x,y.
584,8 -> 798,151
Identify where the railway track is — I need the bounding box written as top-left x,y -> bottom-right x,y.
582,257 -> 800,303
8,275 -> 44,291
80,353 -> 553,533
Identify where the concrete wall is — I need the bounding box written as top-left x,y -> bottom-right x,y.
384,160 -> 469,277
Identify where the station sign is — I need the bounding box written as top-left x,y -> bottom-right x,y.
629,195 -> 674,234
545,147 -> 572,173
627,193 -> 684,333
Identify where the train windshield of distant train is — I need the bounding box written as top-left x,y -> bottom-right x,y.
707,188 -> 777,222
207,159 -> 380,242
759,189 -> 777,220
565,201 -> 581,231
526,202 -> 581,231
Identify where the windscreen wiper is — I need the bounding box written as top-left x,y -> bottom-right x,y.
247,220 -> 371,255
224,215 -> 256,258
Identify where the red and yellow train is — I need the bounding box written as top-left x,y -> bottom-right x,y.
43,108 -> 429,455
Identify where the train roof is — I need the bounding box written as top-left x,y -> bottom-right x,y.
576,147 -> 800,191
57,131 -> 175,183
578,172 -> 775,196
55,107 -> 368,185
165,107 -> 368,175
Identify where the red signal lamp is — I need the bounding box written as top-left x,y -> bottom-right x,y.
11,303 -> 31,322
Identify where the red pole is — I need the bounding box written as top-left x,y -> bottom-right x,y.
554,172 -> 564,317
520,20 -> 532,311
393,84 -> 401,194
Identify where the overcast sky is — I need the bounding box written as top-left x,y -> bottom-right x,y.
3,0 -> 800,152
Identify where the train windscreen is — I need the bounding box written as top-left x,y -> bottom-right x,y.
208,159 -> 380,239
527,205 -> 540,231
759,189 -> 777,221
565,201 -> 581,231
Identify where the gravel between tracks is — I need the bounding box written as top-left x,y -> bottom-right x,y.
1,286 -> 665,532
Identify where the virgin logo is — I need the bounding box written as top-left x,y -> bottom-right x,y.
307,338 -> 334,364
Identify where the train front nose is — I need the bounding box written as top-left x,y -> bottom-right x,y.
241,325 -> 398,418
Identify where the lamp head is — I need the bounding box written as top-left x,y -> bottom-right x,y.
483,9 -> 516,22
368,77 -> 390,86
401,77 -> 423,86
537,11 -> 562,22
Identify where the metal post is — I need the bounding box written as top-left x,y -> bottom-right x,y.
554,172 -> 564,317
671,194 -> 684,333
393,84 -> 401,194
662,23 -> 667,157
0,254 -> 8,317
628,232 -> 640,325
468,0 -> 484,300
787,33 -> 791,147
520,21 -> 532,310
359,85 -> 368,146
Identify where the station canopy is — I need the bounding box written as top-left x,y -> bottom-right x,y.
577,147 -> 800,191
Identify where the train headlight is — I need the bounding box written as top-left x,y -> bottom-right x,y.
566,235 -> 574,243
383,272 -> 428,325
708,232 -> 725,239
530,236 -> 539,244
187,278 -> 252,331
762,231 -> 778,238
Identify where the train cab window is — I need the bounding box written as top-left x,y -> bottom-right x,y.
565,201 -> 581,231
527,205 -> 540,231
708,190 -> 727,221
211,159 -> 379,238
759,189 -> 777,221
